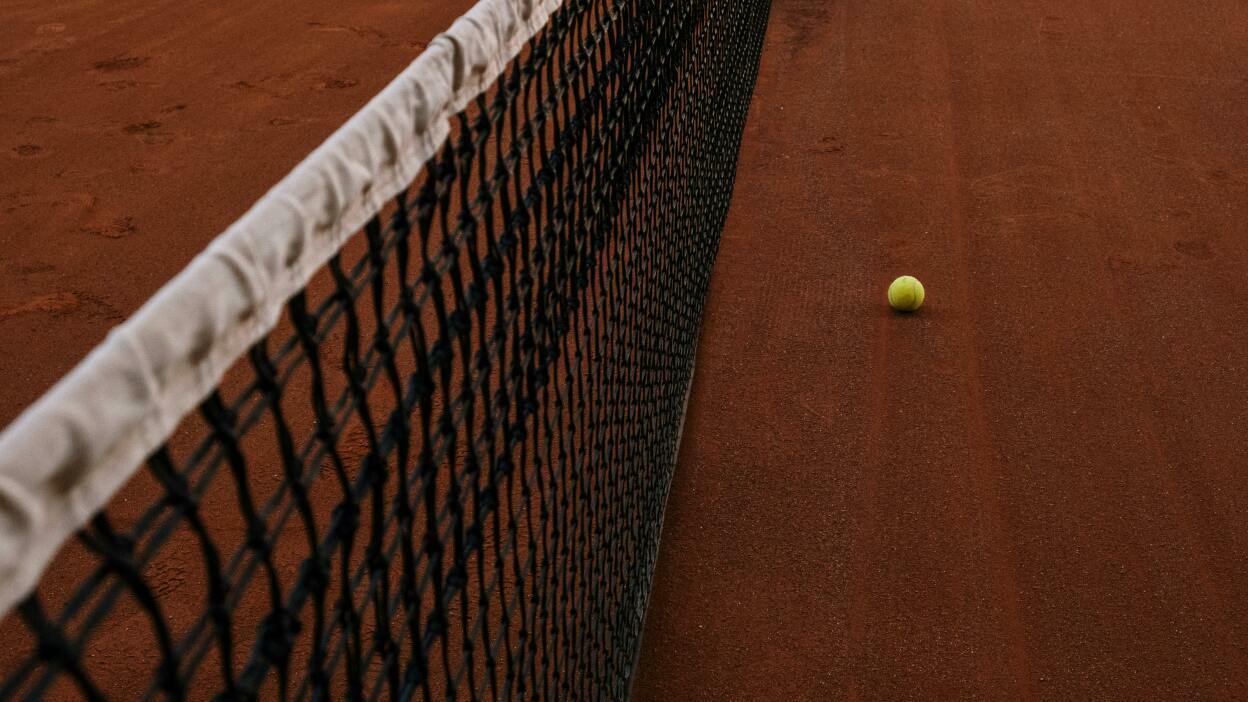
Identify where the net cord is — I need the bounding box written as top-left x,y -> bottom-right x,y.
0,0 -> 568,619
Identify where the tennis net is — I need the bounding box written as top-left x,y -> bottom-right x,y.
0,0 -> 769,698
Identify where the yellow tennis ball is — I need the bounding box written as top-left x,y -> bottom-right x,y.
887,275 -> 925,311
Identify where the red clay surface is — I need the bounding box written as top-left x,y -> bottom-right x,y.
4,0 -> 1248,699
636,0 -> 1248,699
0,0 -> 473,429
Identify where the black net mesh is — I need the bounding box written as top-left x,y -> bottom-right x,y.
0,0 -> 770,699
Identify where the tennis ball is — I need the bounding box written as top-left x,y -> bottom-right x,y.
887,275 -> 925,312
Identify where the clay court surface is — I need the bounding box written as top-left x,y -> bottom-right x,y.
636,0 -> 1248,698
3,0 -> 1248,699
0,0 -> 474,428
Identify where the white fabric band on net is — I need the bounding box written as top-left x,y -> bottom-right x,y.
0,0 -> 565,618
